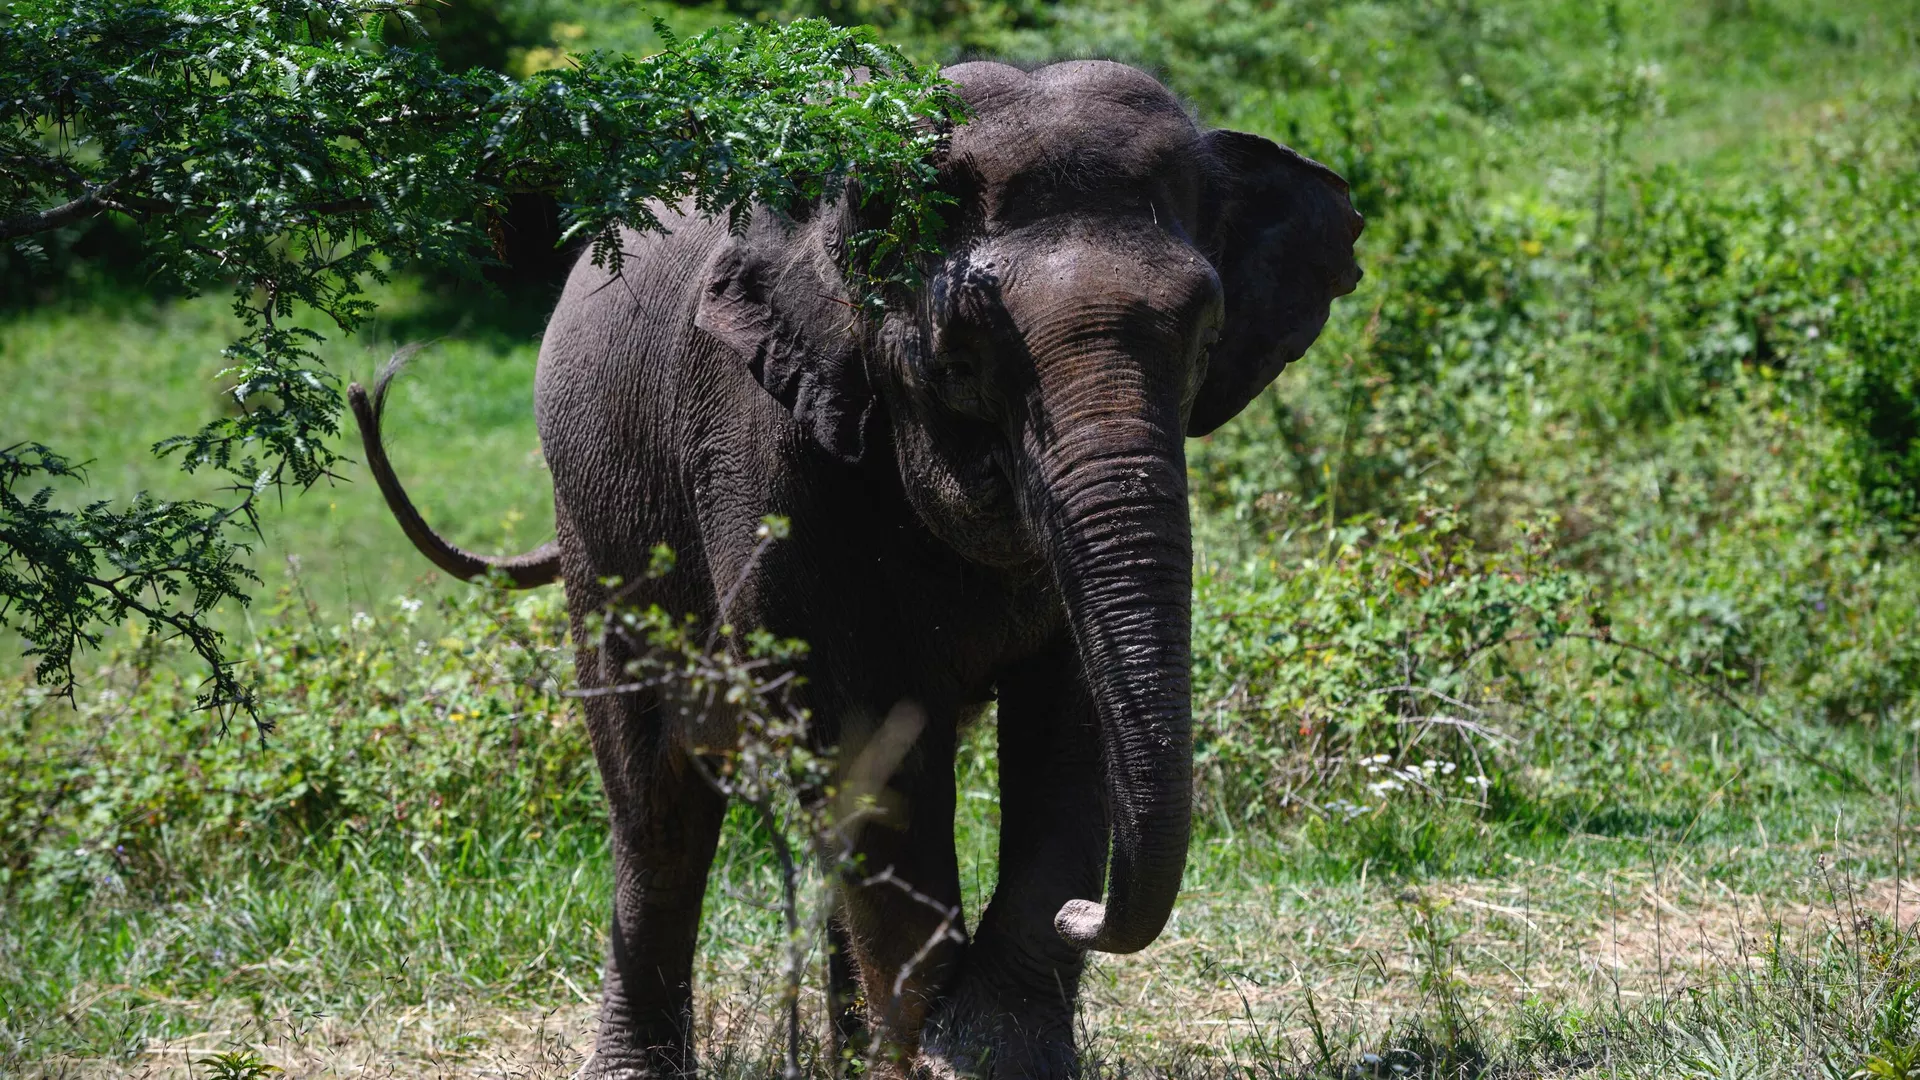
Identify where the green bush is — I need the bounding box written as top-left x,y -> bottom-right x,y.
0,585 -> 593,903
1192,495 -> 1586,825
1178,18 -> 1920,846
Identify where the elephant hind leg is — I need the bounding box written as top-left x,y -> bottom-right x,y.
569,571 -> 729,1079
587,706 -> 728,1076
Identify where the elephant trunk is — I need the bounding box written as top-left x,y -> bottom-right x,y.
1028,407 -> 1193,955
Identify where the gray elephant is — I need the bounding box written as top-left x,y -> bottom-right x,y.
351,59 -> 1361,1079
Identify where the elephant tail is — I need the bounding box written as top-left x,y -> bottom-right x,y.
348,348 -> 561,589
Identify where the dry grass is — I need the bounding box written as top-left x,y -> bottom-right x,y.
30,856 -> 1919,1079
1084,858 -> 1920,1066
29,1002 -> 594,1079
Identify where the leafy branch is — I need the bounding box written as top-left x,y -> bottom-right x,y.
0,444 -> 259,720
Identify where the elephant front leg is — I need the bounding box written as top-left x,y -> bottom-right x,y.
925,644 -> 1107,1079
826,916 -> 870,1069
832,714 -> 967,1077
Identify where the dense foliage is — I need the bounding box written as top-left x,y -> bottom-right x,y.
0,0 -> 961,719
1169,0 -> 1920,844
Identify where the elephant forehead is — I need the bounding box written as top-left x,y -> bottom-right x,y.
943,61 -> 1201,220
994,241 -> 1222,366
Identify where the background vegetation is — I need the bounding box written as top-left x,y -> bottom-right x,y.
5,0 -> 1920,1076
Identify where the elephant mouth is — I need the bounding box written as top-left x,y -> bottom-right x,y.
890,405 -> 1043,570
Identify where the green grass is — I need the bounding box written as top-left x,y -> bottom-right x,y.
0,276 -> 557,626
3,590 -> 1916,1076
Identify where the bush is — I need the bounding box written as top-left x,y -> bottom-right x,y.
1179,13 -> 1920,844
0,584 -> 593,904
1192,494 -> 1586,826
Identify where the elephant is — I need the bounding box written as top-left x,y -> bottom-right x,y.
350,59 -> 1362,1079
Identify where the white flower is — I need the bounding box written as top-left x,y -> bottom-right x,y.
1328,799 -> 1370,821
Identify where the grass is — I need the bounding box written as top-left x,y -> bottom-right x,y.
2,582 -> 1915,1077
0,275 -> 557,628
7,0 -> 1920,1076
7,662 -> 1917,1077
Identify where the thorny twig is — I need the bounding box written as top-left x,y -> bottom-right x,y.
854,865 -> 967,1077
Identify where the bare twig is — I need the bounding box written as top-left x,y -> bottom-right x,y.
858,865 -> 966,1076
1375,632 -> 1865,794
1385,710 -> 1512,745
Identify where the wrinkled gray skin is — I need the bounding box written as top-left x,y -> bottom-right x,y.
353,60 -> 1361,1079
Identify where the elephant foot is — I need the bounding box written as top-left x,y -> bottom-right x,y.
572,1053 -> 664,1076
575,1027 -> 694,1080
919,994 -> 1079,1080
912,1048 -> 980,1080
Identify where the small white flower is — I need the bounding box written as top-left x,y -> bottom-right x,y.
1327,798 -> 1370,821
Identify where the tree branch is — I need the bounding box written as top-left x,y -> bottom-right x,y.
1558,632 -> 1869,794
0,187 -> 111,240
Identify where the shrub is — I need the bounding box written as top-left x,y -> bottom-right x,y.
1192,493 -> 1587,826
0,583 -> 592,903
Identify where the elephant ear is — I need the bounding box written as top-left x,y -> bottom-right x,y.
696,226 -> 873,464
1188,130 -> 1365,437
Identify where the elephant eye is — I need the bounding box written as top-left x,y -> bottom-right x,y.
1199,324 -> 1221,362
1190,325 -> 1222,403
922,273 -> 1008,421
927,350 -> 995,420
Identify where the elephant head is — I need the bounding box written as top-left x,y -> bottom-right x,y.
696,60 -> 1363,954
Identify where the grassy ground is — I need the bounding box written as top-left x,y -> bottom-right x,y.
14,764 -> 1920,1079
0,275 -> 556,628
7,0 -> 1920,1076
3,591 -> 1916,1077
